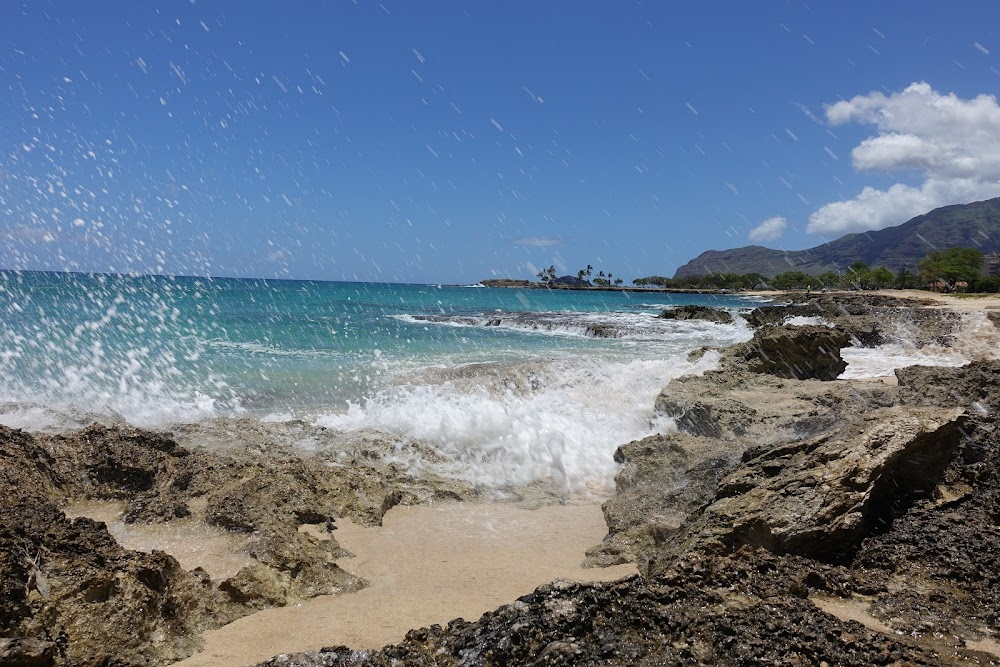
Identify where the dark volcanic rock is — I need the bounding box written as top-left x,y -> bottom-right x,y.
852,415 -> 1000,641
47,424 -> 192,499
583,324 -> 621,338
658,304 -> 734,324
726,324 -> 850,380
654,365 -> 897,442
254,559 -> 943,667
123,495 -> 192,523
258,388 -> 1000,667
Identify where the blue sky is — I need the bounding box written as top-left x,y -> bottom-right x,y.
1,1 -> 999,283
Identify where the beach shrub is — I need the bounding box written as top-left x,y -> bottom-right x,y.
972,275 -> 1000,293
918,247 -> 984,290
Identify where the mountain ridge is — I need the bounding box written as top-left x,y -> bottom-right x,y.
673,197 -> 1000,278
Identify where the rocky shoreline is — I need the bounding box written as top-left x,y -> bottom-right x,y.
2,292 -> 1000,666
0,423 -> 479,666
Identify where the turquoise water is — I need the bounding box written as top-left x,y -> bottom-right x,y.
0,270 -> 757,488
0,270 -> 751,418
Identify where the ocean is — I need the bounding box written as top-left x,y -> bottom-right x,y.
0,270 -> 980,491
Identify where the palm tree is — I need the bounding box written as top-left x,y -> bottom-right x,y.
536,265 -> 556,284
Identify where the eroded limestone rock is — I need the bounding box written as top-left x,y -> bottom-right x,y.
586,433 -> 742,567
0,421 -> 477,666
646,407 -> 966,569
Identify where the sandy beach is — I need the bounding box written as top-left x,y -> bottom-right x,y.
745,288 -> 1000,311
175,501 -> 635,667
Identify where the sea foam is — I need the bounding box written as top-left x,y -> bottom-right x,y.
841,311 -> 999,378
316,351 -> 724,494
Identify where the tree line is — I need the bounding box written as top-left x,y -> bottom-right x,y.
633,248 -> 1000,293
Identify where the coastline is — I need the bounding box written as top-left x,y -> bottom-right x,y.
478,280 -> 1000,307
476,283 -> 739,295
2,290 -> 999,665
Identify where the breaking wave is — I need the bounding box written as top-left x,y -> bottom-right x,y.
315,351 -> 724,494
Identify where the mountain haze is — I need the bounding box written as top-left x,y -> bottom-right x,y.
674,197 -> 1000,278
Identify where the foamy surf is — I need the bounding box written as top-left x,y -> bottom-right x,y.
397,309 -> 743,341
315,351 -> 724,493
841,311 -> 1000,379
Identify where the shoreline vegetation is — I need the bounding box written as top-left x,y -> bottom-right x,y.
481,246 -> 1000,295
2,290 -> 1000,665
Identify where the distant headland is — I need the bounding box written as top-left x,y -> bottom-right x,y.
484,197 -> 1000,295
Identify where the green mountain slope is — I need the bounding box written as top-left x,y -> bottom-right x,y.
674,197 -> 1000,278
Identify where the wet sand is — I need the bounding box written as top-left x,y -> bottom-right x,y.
174,501 -> 636,667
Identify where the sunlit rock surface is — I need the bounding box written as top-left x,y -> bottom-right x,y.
0,422 -> 477,666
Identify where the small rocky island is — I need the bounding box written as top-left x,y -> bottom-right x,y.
2,293 -> 1000,666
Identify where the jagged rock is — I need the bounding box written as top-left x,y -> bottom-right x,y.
46,424 -> 192,499
780,292 -> 937,309
0,495 -> 242,666
656,388 -> 759,439
584,324 -> 621,338
238,526 -> 361,601
654,364 -> 897,442
658,305 -> 734,324
253,557 -> 944,667
653,369 -> 782,441
725,324 -> 850,380
895,360 -> 1000,414
0,421 -> 478,666
258,412 -> 1000,667
219,564 -> 298,609
0,638 -> 57,666
851,414 -> 1000,640
746,296 -> 963,349
205,464 -> 342,534
744,303 -> 825,327
123,495 -> 191,523
645,407 -> 966,569
586,433 -> 742,566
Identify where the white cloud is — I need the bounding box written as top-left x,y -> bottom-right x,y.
512,236 -> 561,247
748,216 -> 787,243
808,82 -> 1000,236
